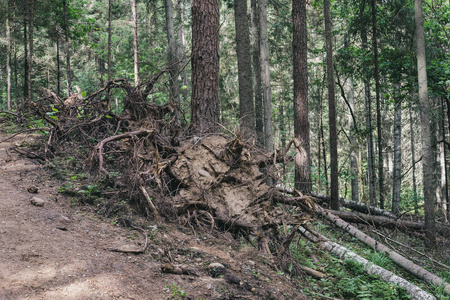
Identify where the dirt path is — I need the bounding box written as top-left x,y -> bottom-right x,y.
0,133 -> 165,300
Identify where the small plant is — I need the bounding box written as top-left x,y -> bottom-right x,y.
165,283 -> 186,299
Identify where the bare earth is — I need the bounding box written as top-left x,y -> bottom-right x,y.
0,130 -> 306,300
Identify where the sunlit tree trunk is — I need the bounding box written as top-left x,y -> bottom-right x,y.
409,105 -> 419,215
190,0 -> 220,134
293,0 -> 311,193
132,0 -> 139,86
415,0 -> 436,247
234,0 -> 255,138
176,0 -> 188,104
324,0 -> 339,210
439,97 -> 448,220
251,0 -> 264,147
259,0 -> 273,152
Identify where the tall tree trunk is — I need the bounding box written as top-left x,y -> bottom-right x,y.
415,0 -> 436,248
410,104 -> 419,215
107,0 -> 112,82
23,17 -> 28,99
190,0 -> 220,134
63,0 -> 72,96
6,1 -> 11,110
259,0 -> 273,152
346,78 -> 359,202
392,98 -> 402,215
440,97 -> 449,219
234,0 -> 255,138
27,0 -> 34,100
293,0 -> 311,193
324,0 -> 339,210
165,0 -> 181,124
371,0 -> 384,209
176,0 -> 188,104
56,27 -> 61,97
251,0 -> 264,147
132,0 -> 139,86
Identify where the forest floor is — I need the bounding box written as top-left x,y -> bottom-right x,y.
0,128 -> 307,300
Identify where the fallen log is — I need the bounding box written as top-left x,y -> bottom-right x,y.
324,209 -> 450,236
299,226 -> 436,300
316,208 -> 450,295
311,193 -> 396,218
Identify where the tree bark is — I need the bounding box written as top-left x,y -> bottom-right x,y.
132,0 -> 139,86
439,97 -> 448,220
259,0 -> 273,152
410,104 -> 419,214
392,98 -> 402,215
190,0 -> 220,134
107,0 -> 112,82
372,0 -> 384,209
292,0 -> 311,194
27,0 -> 34,100
299,227 -> 437,300
165,0 -> 182,125
346,77 -> 359,202
23,16 -> 28,99
415,0 -> 436,248
251,0 -> 264,147
63,0 -> 72,96
56,27 -> 61,97
324,0 -> 339,210
316,208 -> 450,293
234,0 -> 255,139
6,1 -> 12,110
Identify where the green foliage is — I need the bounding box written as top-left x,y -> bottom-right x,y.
165,283 -> 186,299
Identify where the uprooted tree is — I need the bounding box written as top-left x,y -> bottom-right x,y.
5,75 -> 450,298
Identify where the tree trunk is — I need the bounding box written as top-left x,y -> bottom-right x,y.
132,0 -> 139,86
410,104 -> 419,214
392,99 -> 402,215
27,0 -> 34,100
439,97 -> 448,220
372,0 -> 384,209
259,0 -> 273,153
107,0 -> 112,82
292,0 -> 311,194
234,0 -> 255,139
63,0 -> 72,96
176,0 -> 189,104
6,1 -> 11,110
251,0 -> 264,147
56,27 -> 61,97
415,0 -> 436,248
299,227 -> 436,300
324,0 -> 339,210
190,0 -> 220,134
346,78 -> 359,202
165,0 -> 181,124
23,17 -> 28,99
316,208 -> 450,293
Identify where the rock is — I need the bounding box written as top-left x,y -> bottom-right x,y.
208,262 -> 225,269
27,186 -> 38,193
30,197 -> 45,207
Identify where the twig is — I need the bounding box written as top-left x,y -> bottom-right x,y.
140,186 -> 159,217
0,128 -> 50,143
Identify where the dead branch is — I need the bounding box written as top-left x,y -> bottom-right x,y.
140,186 -> 159,217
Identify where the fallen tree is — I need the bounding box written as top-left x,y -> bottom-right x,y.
298,226 -> 436,300
324,209 -> 450,236
316,207 -> 450,295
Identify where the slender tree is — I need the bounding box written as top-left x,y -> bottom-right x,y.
259,0 -> 274,152
251,0 -> 264,146
107,0 -> 112,82
23,13 -> 28,98
6,0 -> 12,110
63,0 -> 72,96
165,0 -> 180,112
293,0 -> 311,193
234,0 -> 255,138
392,97 -> 402,215
27,0 -> 35,100
132,0 -> 139,86
415,0 -> 436,247
324,0 -> 339,210
190,0 -> 220,134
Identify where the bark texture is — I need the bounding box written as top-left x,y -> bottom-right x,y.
293,0 -> 311,194
234,0 -> 255,138
191,0 -> 220,134
63,0 -> 72,96
392,99 -> 402,215
6,2 -> 12,110
324,0 -> 339,210
415,0 -> 436,247
132,0 -> 139,86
